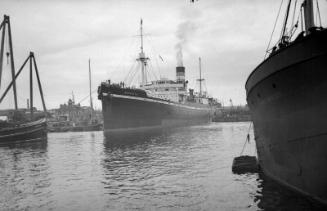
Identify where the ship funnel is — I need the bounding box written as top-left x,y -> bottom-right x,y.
176,66 -> 185,83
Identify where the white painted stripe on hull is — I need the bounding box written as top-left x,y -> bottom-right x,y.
108,94 -> 211,111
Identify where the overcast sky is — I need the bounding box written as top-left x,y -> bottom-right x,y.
0,0 -> 326,110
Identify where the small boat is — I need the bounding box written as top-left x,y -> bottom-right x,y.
0,118 -> 47,144
0,15 -> 48,144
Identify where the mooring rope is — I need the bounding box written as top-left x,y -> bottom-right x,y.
240,122 -> 253,156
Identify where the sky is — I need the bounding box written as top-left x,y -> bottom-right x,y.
0,0 -> 326,110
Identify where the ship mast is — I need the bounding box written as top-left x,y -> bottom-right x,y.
0,15 -> 18,109
88,58 -> 93,119
197,57 -> 204,97
303,0 -> 315,33
136,19 -> 149,87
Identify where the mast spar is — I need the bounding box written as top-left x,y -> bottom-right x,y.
136,19 -> 149,87
88,58 -> 93,111
0,15 -> 18,109
197,57 -> 204,97
303,0 -> 315,33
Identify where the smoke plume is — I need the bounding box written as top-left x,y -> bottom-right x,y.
175,7 -> 202,66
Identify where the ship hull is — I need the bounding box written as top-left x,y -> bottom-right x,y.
246,29 -> 327,205
0,118 -> 47,145
101,94 -> 212,137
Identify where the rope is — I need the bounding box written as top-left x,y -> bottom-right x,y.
128,63 -> 141,86
123,60 -> 138,84
77,88 -> 98,104
291,0 -> 298,30
289,8 -> 302,39
148,60 -> 158,81
109,35 -> 136,78
240,122 -> 253,156
316,0 -> 322,27
145,36 -> 162,79
264,0 -> 285,59
279,0 -> 292,41
300,5 -> 304,32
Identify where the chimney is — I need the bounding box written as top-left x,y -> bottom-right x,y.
176,66 -> 185,83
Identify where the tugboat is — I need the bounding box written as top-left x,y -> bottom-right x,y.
0,15 -> 47,144
246,0 -> 327,205
98,20 -> 217,137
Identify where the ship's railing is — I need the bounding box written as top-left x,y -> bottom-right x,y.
98,82 -> 147,99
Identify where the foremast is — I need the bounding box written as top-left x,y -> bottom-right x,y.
303,0 -> 315,33
136,19 -> 149,87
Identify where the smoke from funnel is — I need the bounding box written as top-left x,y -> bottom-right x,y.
175,43 -> 183,66
175,21 -> 196,66
175,7 -> 202,66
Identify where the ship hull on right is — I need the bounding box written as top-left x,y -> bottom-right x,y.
246,25 -> 327,204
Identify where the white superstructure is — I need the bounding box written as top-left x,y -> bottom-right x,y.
143,78 -> 187,102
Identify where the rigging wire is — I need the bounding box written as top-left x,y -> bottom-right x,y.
291,0 -> 298,31
279,0 -> 292,42
289,3 -> 302,40
123,60 -> 138,84
316,0 -> 322,27
1,33 -> 15,108
110,35 -> 136,77
203,81 -> 208,95
77,88 -> 98,104
145,36 -> 162,79
300,5 -> 304,32
127,66 -> 138,86
5,30 -> 10,65
127,63 -> 141,86
264,0 -> 285,59
147,60 -> 158,81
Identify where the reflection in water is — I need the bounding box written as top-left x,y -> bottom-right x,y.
0,123 -> 325,210
255,173 -> 326,210
0,140 -> 50,210
103,129 -> 165,147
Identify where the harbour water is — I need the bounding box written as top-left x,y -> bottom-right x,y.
0,122 -> 324,210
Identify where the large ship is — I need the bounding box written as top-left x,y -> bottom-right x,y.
246,0 -> 327,205
98,20 -> 217,137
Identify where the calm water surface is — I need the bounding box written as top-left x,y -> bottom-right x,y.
0,122 -> 324,210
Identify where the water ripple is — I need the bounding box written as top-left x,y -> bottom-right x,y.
0,123 -> 325,210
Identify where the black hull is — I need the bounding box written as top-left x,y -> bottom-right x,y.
100,93 -> 212,137
0,118 -> 47,145
246,29 -> 327,204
